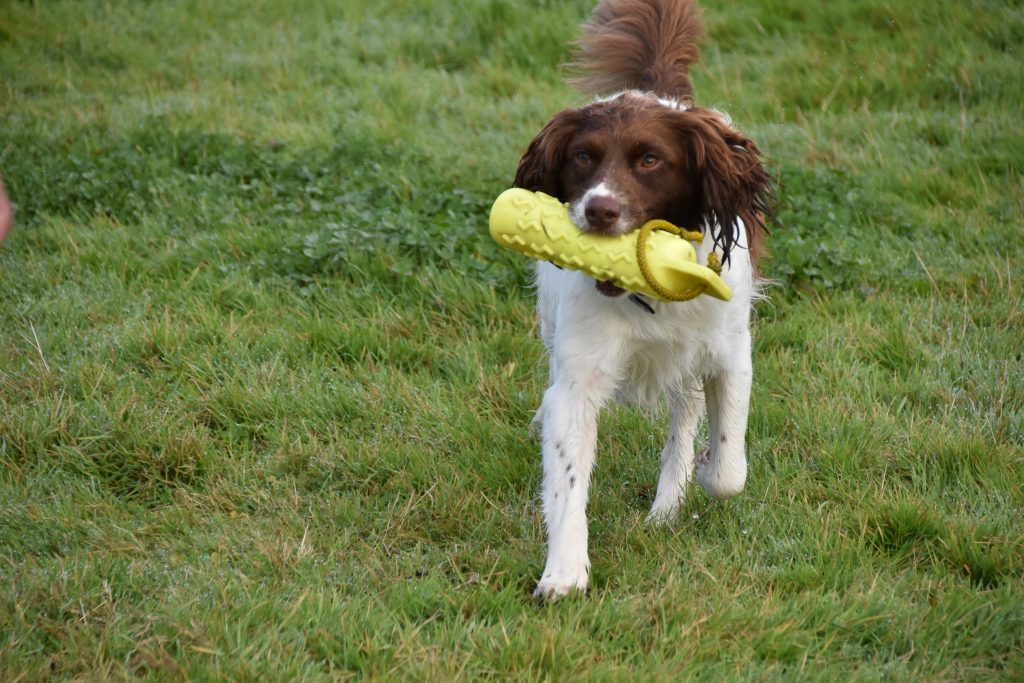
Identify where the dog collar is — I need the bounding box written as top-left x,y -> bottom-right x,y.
628,293 -> 656,314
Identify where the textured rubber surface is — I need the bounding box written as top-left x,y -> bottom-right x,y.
488,188 -> 731,302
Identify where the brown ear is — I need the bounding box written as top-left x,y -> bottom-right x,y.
674,108 -> 772,266
513,109 -> 584,199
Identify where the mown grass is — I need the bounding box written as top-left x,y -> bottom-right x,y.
1,0 -> 1022,679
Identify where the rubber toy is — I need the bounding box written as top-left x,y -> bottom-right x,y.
488,188 -> 731,302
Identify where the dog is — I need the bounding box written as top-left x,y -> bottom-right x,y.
512,0 -> 771,598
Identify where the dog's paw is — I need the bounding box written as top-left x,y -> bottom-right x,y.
695,446 -> 746,499
646,498 -> 679,525
533,563 -> 590,600
694,446 -> 710,470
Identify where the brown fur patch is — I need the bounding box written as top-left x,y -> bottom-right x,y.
571,0 -> 703,100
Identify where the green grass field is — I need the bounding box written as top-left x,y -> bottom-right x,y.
1,0 -> 1022,679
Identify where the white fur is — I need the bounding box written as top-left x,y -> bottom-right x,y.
532,220 -> 755,599
596,89 -> 690,111
569,181 -> 629,236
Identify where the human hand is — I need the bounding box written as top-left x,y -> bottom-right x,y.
0,176 -> 13,244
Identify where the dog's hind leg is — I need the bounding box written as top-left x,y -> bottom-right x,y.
647,386 -> 704,523
696,332 -> 751,499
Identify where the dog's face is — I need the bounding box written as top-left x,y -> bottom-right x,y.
558,105 -> 697,238
514,93 -> 771,282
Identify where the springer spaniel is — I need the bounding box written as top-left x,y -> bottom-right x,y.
512,0 -> 772,598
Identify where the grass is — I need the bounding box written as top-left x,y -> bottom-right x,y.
1,0 -> 1022,679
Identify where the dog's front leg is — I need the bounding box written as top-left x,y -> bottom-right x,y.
533,369 -> 617,599
696,332 -> 752,499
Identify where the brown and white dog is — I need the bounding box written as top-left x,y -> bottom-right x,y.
513,0 -> 771,598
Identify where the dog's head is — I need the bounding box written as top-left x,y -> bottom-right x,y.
514,93 -> 771,271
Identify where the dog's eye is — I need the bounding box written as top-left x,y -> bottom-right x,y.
574,151 -> 592,166
639,153 -> 660,169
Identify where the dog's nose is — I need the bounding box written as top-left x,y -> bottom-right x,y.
584,195 -> 621,232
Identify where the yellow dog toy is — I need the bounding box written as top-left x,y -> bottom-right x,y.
489,188 -> 732,302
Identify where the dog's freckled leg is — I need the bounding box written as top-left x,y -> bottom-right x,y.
534,360 -> 620,599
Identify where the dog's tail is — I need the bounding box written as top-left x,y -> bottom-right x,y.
570,0 -> 703,101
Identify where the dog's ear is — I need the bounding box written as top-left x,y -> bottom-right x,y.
514,109 -> 584,199
673,108 -> 772,266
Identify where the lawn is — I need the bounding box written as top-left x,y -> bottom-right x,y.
1,0 -> 1022,679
